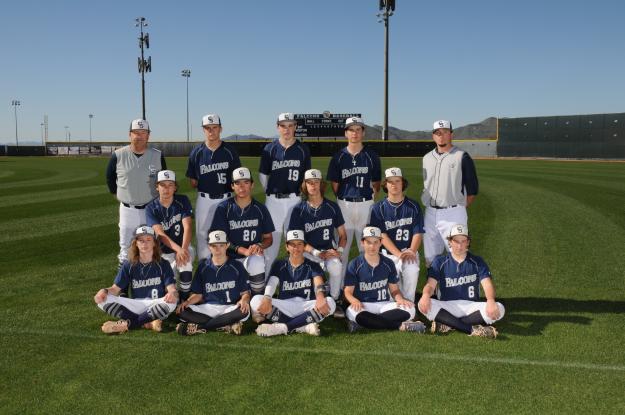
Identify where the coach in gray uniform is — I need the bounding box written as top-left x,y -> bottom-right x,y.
421,120 -> 478,267
106,119 -> 166,265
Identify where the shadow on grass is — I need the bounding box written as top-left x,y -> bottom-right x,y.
499,297 -> 625,337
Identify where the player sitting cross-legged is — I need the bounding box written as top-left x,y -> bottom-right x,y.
210,167 -> 275,296
343,226 -> 426,334
251,230 -> 336,337
418,224 -> 505,339
145,170 -> 194,301
94,226 -> 178,334
175,230 -> 251,336
288,169 -> 347,317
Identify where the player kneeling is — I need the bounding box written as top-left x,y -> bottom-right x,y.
175,231 -> 250,336
94,226 -> 178,334
418,224 -> 505,339
343,226 -> 426,334
251,230 -> 335,337
146,170 -> 195,301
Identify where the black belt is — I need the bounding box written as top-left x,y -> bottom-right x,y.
270,193 -> 297,199
432,205 -> 458,210
340,197 -> 370,203
200,192 -> 230,199
122,203 -> 146,209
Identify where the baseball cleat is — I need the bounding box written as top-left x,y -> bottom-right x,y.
470,325 -> 498,339
399,321 -> 427,334
347,320 -> 362,334
256,323 -> 288,337
431,321 -> 454,334
143,320 -> 162,332
176,322 -> 206,336
217,321 -> 243,335
333,305 -> 345,319
102,319 -> 129,334
295,323 -> 320,336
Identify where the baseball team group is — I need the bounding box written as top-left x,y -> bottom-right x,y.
94,113 -> 505,339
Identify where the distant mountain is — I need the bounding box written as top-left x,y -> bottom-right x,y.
365,117 -> 497,140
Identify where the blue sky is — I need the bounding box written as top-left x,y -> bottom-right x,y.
1,0 -> 624,143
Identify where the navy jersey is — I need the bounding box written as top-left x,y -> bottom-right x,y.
327,147 -> 381,200
288,198 -> 345,250
259,139 -> 311,195
191,257 -> 250,305
369,197 -> 425,251
429,252 -> 491,301
344,255 -> 398,303
186,141 -> 241,195
145,194 -> 193,254
269,258 -> 324,300
114,259 -> 175,299
210,198 -> 275,259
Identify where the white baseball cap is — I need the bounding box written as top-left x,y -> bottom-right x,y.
304,169 -> 322,180
134,225 -> 156,239
362,226 -> 382,239
202,114 -> 221,126
208,230 -> 228,244
232,167 -> 252,182
345,116 -> 365,129
448,224 -> 469,238
130,119 -> 150,132
286,229 -> 305,242
157,170 -> 176,183
277,112 -> 296,124
384,167 -> 403,178
433,119 -> 453,132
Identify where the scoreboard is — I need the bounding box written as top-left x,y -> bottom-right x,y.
294,112 -> 361,138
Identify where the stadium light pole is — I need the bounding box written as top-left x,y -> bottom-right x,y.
11,100 -> 20,146
181,69 -> 191,141
135,17 -> 151,120
377,0 -> 395,141
65,126 -> 70,143
89,114 -> 94,145
40,122 -> 45,145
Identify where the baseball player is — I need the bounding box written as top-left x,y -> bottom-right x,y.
94,225 -> 178,334
422,119 -> 478,267
251,230 -> 336,337
343,226 -> 426,333
369,167 -> 424,302
259,112 -> 312,275
288,168 -> 347,317
210,167 -> 275,296
186,114 -> 241,260
175,230 -> 251,336
105,119 -> 166,267
145,170 -> 194,301
327,116 -> 381,276
418,224 -> 504,339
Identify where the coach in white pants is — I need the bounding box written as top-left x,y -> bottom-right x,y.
421,120 -> 478,267
105,119 -> 166,266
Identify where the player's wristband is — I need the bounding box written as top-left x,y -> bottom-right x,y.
337,247 -> 344,254
314,284 -> 326,294
101,288 -> 108,294
256,242 -> 264,250
228,244 -> 239,255
262,294 -> 272,300
311,249 -> 321,258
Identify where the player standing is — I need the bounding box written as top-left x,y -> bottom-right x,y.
369,167 -> 424,302
251,230 -> 336,337
186,114 -> 241,260
145,170 -> 194,301
94,226 -> 178,334
210,167 -> 275,296
418,224 -> 504,338
421,120 -> 478,267
259,112 -> 311,275
327,116 -> 381,276
288,168 -> 347,317
343,226 -> 425,333
105,119 -> 166,266
175,231 -> 250,336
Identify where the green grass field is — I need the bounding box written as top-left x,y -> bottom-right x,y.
1,156 -> 624,414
